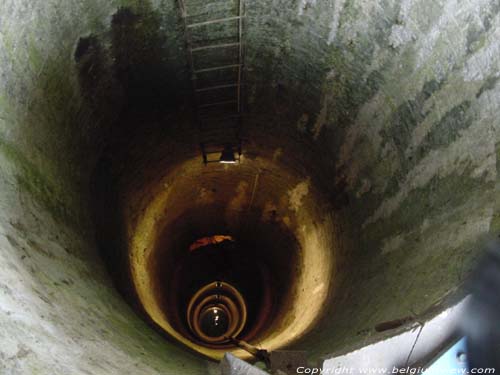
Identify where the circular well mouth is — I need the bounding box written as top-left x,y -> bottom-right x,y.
199,306 -> 229,338
187,281 -> 247,345
102,159 -> 335,360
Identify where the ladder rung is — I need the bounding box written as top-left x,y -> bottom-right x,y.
200,122 -> 240,128
194,64 -> 241,74
195,83 -> 238,92
187,16 -> 243,28
191,42 -> 240,52
199,114 -> 241,122
199,100 -> 238,108
201,142 -> 240,152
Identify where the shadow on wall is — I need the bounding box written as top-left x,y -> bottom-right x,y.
82,4 -> 189,312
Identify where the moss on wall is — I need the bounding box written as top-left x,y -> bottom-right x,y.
0,137 -> 78,227
0,0 -> 208,373
0,0 -> 499,370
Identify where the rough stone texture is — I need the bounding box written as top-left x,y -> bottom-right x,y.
0,0 -> 207,374
0,0 -> 499,372
286,0 -> 500,360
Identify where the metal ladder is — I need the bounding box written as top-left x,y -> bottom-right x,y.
178,0 -> 245,164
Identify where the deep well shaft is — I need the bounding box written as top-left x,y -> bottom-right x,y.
0,0 -> 499,373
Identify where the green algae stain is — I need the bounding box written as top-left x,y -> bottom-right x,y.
421,100 -> 472,148
361,163 -> 493,251
0,136 -> 77,228
476,75 -> 499,99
